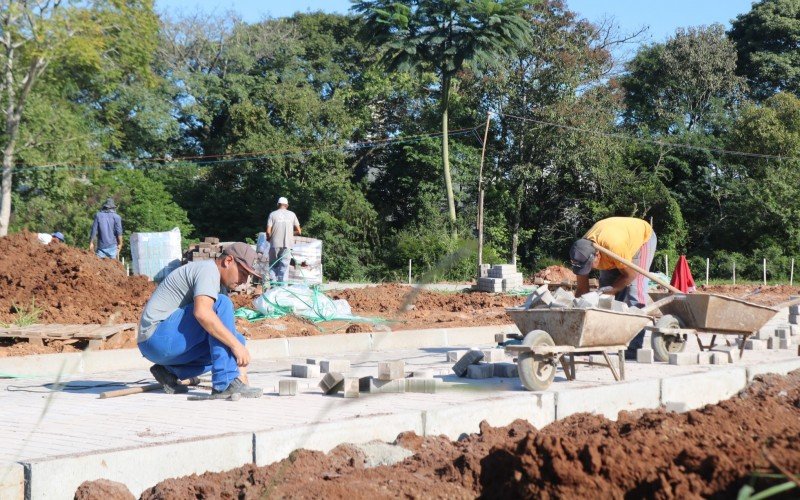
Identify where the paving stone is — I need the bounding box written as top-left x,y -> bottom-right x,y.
494,333 -> 507,343
790,313 -> 799,324
481,348 -> 506,363
378,360 -> 405,380
359,376 -> 405,394
711,346 -> 737,363
754,328 -> 775,340
789,303 -> 800,315
343,377 -> 360,398
767,337 -> 780,350
611,301 -> 628,313
636,349 -> 654,364
669,352 -> 697,366
320,359 -> 351,374
522,284 -> 551,308
710,352 -> 729,365
488,264 -> 517,278
447,350 -> 467,363
466,363 -> 495,379
597,295 -> 614,310
549,294 -> 574,308
476,277 -> 504,292
574,291 -> 600,309
775,328 -> 790,339
278,379 -> 298,396
745,339 -> 767,350
319,372 -> 345,394
492,362 -> 518,378
779,338 -> 793,350
412,369 -> 433,378
291,363 -> 320,378
452,349 -> 485,377
405,378 -> 437,393
697,352 -> 712,365
305,358 -> 324,365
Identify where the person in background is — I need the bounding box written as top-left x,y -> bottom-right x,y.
569,216 -> 656,358
266,196 -> 301,284
89,198 -> 123,259
36,231 -> 65,245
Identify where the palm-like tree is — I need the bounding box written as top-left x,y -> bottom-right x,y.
353,0 -> 533,233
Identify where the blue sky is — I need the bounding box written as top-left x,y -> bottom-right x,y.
156,1 -> 756,48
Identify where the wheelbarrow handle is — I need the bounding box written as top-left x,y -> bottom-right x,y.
591,243 -> 683,294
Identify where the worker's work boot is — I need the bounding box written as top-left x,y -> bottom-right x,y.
210,378 -> 263,399
150,364 -> 189,394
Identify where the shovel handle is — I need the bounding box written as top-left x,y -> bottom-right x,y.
592,243 -> 683,294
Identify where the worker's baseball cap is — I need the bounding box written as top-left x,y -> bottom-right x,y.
569,238 -> 596,276
51,232 -> 65,242
277,196 -> 289,205
222,242 -> 259,276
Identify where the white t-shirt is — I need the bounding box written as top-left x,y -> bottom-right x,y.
267,208 -> 300,248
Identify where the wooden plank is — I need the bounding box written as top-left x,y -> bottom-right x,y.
0,323 -> 137,340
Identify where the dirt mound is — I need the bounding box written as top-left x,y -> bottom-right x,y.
330,283 -> 521,313
534,265 -> 576,283
74,479 -> 134,500
0,231 -> 154,324
700,284 -> 800,306
130,371 -> 800,499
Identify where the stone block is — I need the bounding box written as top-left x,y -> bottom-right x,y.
669,352 -> 696,365
597,295 -> 614,310
744,339 -> 767,350
477,277 -> 504,292
611,301 -> 628,313
711,346 -> 737,363
291,363 -> 320,378
493,362 -> 518,378
488,264 -> 517,278
412,369 -> 433,378
552,287 -> 575,302
359,376 -> 405,394
494,333 -> 507,343
790,313 -> 799,324
574,291 -> 600,309
378,360 -> 405,380
788,303 -> 799,315
697,352 -> 712,365
343,377 -> 360,398
481,348 -> 506,363
406,378 -> 437,393
636,349 -> 654,364
447,350 -> 467,363
779,338 -> 793,349
306,358 -> 324,365
319,372 -> 345,394
710,352 -> 729,365
320,359 -> 351,374
767,337 -> 779,350
466,363 -> 495,379
775,328 -> 790,339
278,379 -> 298,396
452,349 -> 485,377
754,328 -> 775,340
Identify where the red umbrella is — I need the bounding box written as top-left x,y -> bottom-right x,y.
670,255 -> 696,293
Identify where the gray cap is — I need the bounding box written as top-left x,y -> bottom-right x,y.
569,238 -> 596,276
222,242 -> 259,276
102,198 -> 116,209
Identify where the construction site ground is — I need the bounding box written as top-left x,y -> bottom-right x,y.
2,308 -> 799,499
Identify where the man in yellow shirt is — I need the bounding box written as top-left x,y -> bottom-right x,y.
569,217 -> 657,357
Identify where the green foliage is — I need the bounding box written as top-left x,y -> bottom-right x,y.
7,300 -> 43,328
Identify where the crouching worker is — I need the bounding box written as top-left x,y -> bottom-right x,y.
137,242 -> 262,399
569,217 -> 656,359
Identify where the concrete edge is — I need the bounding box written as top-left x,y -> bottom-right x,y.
0,325 -> 517,377
0,462 -> 24,500
660,366 -> 748,413
745,357 -> 800,381
555,378 -> 661,421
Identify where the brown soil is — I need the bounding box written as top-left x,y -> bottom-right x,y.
699,284 -> 800,306
534,265 -> 576,283
101,370 -> 800,499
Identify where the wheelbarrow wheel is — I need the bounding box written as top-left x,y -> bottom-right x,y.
651,314 -> 687,362
517,330 -> 557,391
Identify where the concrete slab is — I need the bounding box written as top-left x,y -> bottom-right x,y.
0,463 -> 24,500
247,338 -> 290,359
554,379 -> 661,420
24,433 -> 253,500
444,325 -> 518,347
371,330 -> 448,351
286,333 -> 371,357
746,358 -> 800,381
254,412 -> 424,466
661,367 -> 747,412
423,393 -> 555,439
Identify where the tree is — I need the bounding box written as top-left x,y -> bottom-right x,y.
352,0 -> 533,233
0,0 -> 159,236
729,0 -> 800,100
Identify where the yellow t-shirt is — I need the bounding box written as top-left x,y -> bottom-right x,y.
583,217 -> 653,271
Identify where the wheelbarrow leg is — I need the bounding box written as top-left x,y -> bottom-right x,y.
603,352 -> 621,381
738,333 -> 749,360
695,334 -> 705,351
709,334 -> 717,349
559,354 -> 575,381
617,349 -> 625,381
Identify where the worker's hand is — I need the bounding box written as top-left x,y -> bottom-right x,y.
231,343 -> 251,367
598,286 -> 614,295
89,242 -> 95,252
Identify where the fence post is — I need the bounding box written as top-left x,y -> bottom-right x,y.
791,258 -> 795,287
763,258 -> 767,286
664,254 -> 669,275
408,259 -> 412,284
732,260 -> 736,285
705,258 -> 709,286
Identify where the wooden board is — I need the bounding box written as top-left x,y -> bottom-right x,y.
0,323 -> 136,340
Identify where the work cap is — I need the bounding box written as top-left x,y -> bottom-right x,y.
102,198 -> 116,209
222,242 -> 259,276
51,232 -> 65,242
569,238 -> 596,276
277,196 -> 289,205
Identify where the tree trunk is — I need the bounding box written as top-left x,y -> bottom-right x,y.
441,74 -> 457,236
0,139 -> 15,237
510,179 -> 525,265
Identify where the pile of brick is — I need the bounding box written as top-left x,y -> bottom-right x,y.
476,264 -> 524,292
181,237 -> 222,264
521,284 -> 645,315
743,324 -> 799,351
449,348 -> 518,379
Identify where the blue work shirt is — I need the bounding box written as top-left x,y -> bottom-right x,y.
90,209 -> 123,249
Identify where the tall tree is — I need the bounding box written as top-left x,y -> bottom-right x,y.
729,0 -> 800,100
352,0 -> 533,233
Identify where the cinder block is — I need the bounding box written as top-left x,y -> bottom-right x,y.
291,363 -> 320,378
452,349 -> 485,377
697,352 -> 712,365
481,348 -> 506,363
378,360 -> 405,380
343,377 -> 360,398
745,339 -> 767,350
319,372 -> 345,394
466,363 -> 494,379
493,362 -> 518,378
412,369 -> 433,378
710,352 -> 729,365
359,376 -> 405,393
669,352 -> 697,365
406,378 -> 437,393
320,359 -> 351,374
279,379 -> 298,396
447,350 -> 467,362
636,349 -> 654,364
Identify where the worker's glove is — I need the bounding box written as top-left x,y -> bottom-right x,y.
598,286 -> 614,294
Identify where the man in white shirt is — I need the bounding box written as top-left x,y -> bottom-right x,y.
266,196 -> 301,284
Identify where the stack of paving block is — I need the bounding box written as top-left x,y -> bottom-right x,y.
790,298 -> 799,326
750,325 -> 797,350
182,237 -> 223,264
477,264 -> 524,292
450,349 -> 516,379
520,285 -> 640,314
